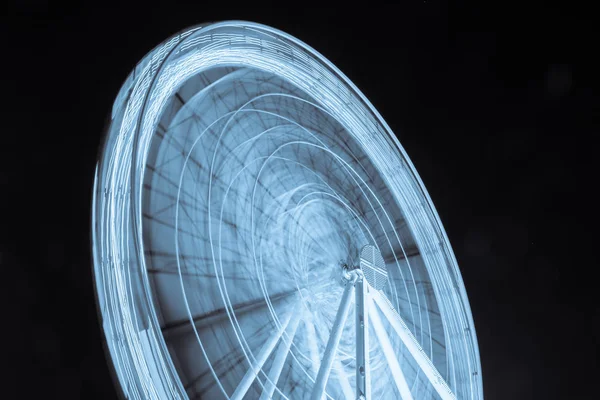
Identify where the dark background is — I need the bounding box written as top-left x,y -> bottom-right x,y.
2,1 -> 597,398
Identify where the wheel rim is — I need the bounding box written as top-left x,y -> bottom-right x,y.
92,21 -> 483,400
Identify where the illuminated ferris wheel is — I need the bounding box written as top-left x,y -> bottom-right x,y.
92,21 -> 483,400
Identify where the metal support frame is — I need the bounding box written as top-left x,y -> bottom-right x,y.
355,271 -> 370,400
371,290 -> 456,400
310,272 -> 358,400
231,302 -> 298,400
334,359 -> 355,400
230,261 -> 456,400
259,308 -> 302,399
369,296 -> 414,400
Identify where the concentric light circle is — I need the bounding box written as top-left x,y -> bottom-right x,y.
92,21 -> 483,400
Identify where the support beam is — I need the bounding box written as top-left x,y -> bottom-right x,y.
355,275 -> 370,400
369,297 -> 413,400
305,320 -> 355,399
310,273 -> 358,400
305,319 -> 322,378
230,303 -> 297,400
259,309 -> 302,400
334,359 -> 354,400
371,291 -> 456,400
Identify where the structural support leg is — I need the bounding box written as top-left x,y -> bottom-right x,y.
369,297 -> 414,400
310,273 -> 358,400
355,273 -> 370,400
371,291 -> 456,400
231,303 -> 297,400
305,319 -> 322,378
259,308 -> 302,400
334,359 -> 355,400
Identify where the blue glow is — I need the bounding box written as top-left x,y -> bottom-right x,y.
92,21 -> 483,399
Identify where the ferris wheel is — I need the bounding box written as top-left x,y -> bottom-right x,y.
92,21 -> 483,400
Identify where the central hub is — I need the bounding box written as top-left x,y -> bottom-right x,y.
338,245 -> 388,290
339,262 -> 361,287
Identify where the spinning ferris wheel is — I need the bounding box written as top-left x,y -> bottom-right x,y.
92,21 -> 483,400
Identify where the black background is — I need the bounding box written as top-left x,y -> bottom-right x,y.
2,1 -> 598,399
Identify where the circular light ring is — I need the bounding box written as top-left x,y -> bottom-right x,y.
92,21 -> 483,399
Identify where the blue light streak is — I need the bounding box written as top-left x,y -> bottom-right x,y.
92,21 -> 483,399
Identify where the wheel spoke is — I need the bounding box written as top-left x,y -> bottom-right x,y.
310,273 -> 358,400
371,290 -> 456,400
162,289 -> 297,338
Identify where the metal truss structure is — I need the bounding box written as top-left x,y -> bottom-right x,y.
92,21 -> 483,400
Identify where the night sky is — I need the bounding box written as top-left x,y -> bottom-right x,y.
2,1 -> 597,399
